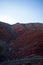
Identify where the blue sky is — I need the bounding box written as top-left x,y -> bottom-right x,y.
0,0 -> 43,24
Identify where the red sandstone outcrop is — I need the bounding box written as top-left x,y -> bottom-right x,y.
0,22 -> 43,65
11,23 -> 43,58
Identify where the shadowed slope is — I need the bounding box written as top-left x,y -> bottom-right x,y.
0,22 -> 18,41
0,22 -> 18,62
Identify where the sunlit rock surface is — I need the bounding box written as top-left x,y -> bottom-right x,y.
0,22 -> 43,65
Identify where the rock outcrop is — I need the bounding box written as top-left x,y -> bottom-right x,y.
0,22 -> 18,62
0,22 -> 43,65
11,23 -> 43,58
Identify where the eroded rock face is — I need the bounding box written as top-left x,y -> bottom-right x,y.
0,22 -> 43,65
11,23 -> 43,65
0,40 -> 9,62
11,23 -> 43,58
0,22 -> 18,63
0,22 -> 18,41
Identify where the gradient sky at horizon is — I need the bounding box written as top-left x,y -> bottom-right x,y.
0,0 -> 43,24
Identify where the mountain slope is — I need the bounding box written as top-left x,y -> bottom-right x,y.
0,22 -> 43,65
11,23 -> 43,58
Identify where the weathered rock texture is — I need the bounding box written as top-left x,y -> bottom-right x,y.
0,22 -> 43,65
12,23 -> 43,58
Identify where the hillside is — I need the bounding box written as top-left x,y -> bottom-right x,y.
11,23 -> 43,58
0,22 -> 43,65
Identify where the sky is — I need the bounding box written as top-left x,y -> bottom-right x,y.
0,0 -> 43,24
